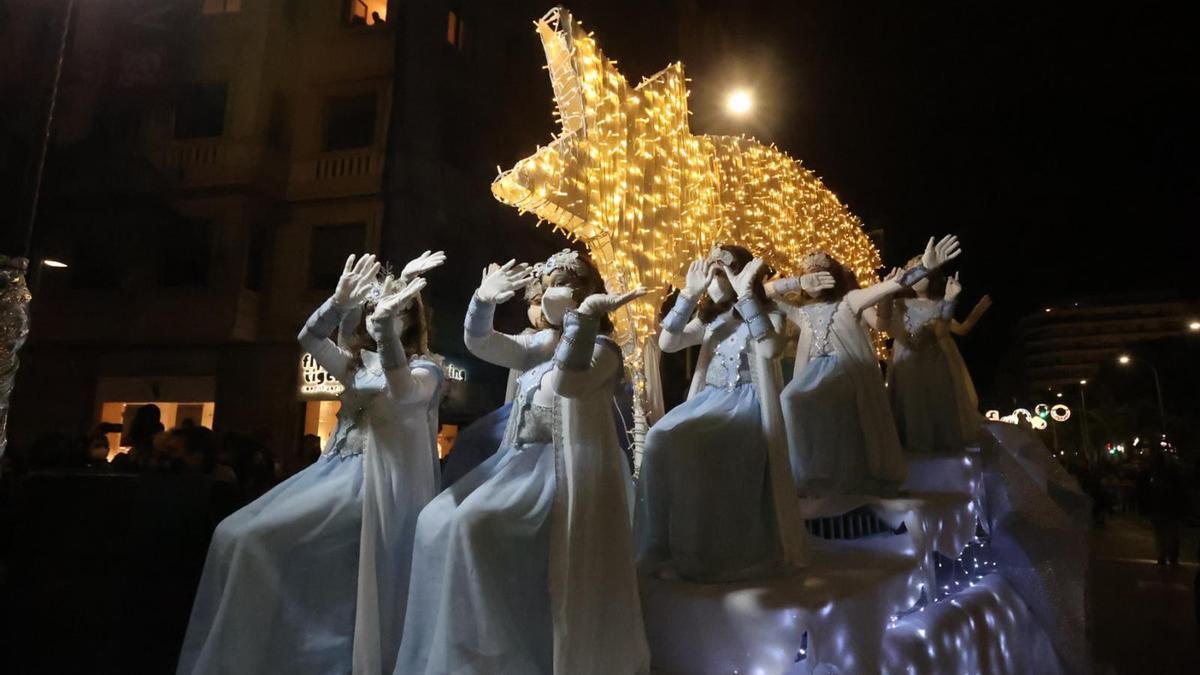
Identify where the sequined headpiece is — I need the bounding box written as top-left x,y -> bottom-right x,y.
542,249 -> 583,276
800,251 -> 834,273
706,247 -> 735,267
524,262 -> 547,302
363,263 -> 396,305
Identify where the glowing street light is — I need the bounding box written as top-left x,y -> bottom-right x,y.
1188,320 -> 1200,332
726,89 -> 753,116
1117,354 -> 1131,365
41,258 -> 68,269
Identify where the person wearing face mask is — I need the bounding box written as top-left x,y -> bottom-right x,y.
395,249 -> 650,675
634,245 -> 806,582
440,266 -> 550,487
766,235 -> 962,496
178,252 -> 446,675
879,262 -> 981,453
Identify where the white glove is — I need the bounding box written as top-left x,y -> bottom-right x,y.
921,234 -> 962,271
476,259 -> 533,304
400,250 -> 447,282
578,287 -> 648,317
333,253 -> 380,309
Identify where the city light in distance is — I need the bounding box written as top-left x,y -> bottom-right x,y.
42,259 -> 68,268
1118,354 -> 1131,365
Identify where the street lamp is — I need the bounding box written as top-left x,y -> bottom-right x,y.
1188,320 -> 1200,332
1116,354 -> 1167,443
42,259 -> 68,269
726,89 -> 753,116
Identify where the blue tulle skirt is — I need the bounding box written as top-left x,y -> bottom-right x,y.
395,439 -> 556,674
635,383 -> 780,582
177,453 -> 364,675
440,402 -> 513,487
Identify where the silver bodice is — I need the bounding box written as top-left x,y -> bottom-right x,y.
800,302 -> 839,358
513,361 -> 556,446
704,321 -> 753,390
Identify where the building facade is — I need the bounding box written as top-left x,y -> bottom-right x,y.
1017,293 -> 1199,393
1,0 -> 556,470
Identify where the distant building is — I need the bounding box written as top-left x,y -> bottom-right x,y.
1,0 -> 596,469
1017,293 -> 1199,393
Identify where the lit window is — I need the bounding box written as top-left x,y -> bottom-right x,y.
447,10 -> 466,49
202,0 -> 242,15
100,401 -> 216,461
348,0 -> 387,27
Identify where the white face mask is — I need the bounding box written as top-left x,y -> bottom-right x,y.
707,275 -> 733,303
540,286 -> 577,327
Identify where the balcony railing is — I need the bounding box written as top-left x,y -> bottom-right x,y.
288,148 -> 384,200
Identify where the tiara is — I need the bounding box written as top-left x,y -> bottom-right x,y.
363,263 -> 396,305
542,249 -> 583,276
800,251 -> 834,272
706,247 -> 735,266
524,262 -> 547,301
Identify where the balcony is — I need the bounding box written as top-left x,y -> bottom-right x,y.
287,148 -> 385,201
156,139 -> 272,189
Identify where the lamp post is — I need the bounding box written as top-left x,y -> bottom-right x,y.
1116,354 -> 1167,443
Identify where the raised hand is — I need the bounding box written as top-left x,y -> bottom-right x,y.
883,267 -> 903,284
681,258 -> 713,299
476,259 -> 533,304
727,258 -> 767,299
921,234 -> 962,271
578,287 -> 649,317
372,277 -> 427,321
799,271 -> 836,296
333,253 -> 380,309
401,250 -> 447,282
945,272 -> 962,301
976,294 -> 993,312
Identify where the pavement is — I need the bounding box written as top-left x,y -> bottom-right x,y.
1089,513 -> 1200,674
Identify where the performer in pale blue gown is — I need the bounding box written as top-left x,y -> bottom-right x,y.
636,246 -> 806,581
885,267 -> 982,452
441,274 -> 636,487
395,251 -> 650,675
768,235 -> 962,496
178,252 -> 445,675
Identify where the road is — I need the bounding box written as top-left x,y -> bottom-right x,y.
1090,513 -> 1199,674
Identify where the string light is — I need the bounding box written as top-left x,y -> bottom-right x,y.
492,8 -> 881,429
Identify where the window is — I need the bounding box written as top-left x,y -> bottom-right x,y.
175,82 -> 228,139
161,220 -> 213,287
447,10 -> 466,49
244,224 -> 267,291
308,223 -> 366,289
321,92 -> 377,151
202,0 -> 242,15
267,91 -> 290,152
347,0 -> 387,26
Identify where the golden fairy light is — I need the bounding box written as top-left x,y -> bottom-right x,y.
492,7 -> 881,431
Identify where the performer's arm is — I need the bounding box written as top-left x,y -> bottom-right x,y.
658,293 -> 704,353
371,306 -> 440,404
300,253 -> 381,379
952,294 -> 991,336
546,311 -> 623,399
298,297 -> 354,380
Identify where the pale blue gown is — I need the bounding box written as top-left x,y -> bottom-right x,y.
635,319 -> 781,581
781,301 -> 882,495
178,299 -> 442,675
394,361 -> 561,674
888,298 -> 967,453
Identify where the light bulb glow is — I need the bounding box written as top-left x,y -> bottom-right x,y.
726,89 -> 752,115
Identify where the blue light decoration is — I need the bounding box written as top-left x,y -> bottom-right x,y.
888,520 -> 999,628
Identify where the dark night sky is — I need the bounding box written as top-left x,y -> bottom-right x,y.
547,0 -> 1200,395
